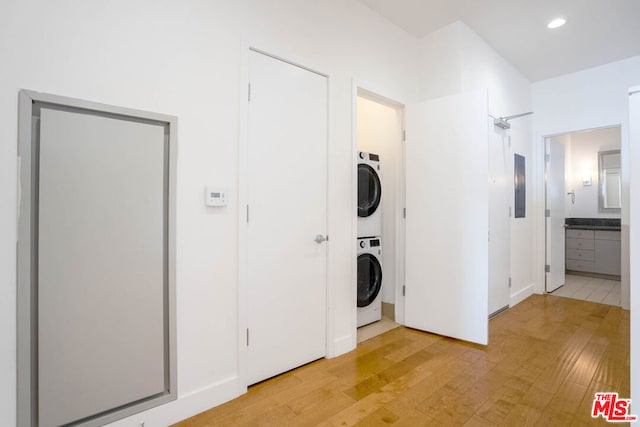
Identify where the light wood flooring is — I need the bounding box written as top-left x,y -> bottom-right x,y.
550,274 -> 621,306
174,294 -> 630,426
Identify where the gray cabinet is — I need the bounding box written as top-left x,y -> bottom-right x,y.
565,228 -> 620,277
565,229 -> 595,273
594,231 -> 622,276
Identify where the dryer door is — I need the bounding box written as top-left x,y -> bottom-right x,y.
357,253 -> 383,307
358,163 -> 382,217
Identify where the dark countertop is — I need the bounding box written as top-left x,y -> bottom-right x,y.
565,218 -> 620,231
566,225 -> 621,231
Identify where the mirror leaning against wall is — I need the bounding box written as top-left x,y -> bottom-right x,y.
599,149 -> 622,211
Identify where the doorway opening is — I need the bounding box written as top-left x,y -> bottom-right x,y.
354,88 -> 405,343
355,89 -> 493,346
544,125 -> 625,306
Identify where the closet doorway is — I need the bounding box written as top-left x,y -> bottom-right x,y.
355,88 -> 405,342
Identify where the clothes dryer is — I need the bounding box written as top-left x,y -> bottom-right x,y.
357,151 -> 382,238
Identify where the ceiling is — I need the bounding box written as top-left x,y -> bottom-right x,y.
358,0 -> 640,81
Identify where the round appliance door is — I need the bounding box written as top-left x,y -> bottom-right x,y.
357,253 -> 382,307
358,164 -> 381,217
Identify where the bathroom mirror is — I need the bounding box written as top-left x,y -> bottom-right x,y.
599,149 -> 621,211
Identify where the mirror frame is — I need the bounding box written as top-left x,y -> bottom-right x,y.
598,149 -> 622,212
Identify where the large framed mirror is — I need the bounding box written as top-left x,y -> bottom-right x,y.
599,149 -> 621,211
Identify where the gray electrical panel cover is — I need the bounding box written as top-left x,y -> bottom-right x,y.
17,90 -> 177,427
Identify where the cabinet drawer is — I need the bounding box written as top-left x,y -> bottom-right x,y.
566,259 -> 595,272
566,248 -> 595,262
566,238 -> 595,250
566,229 -> 594,239
595,230 -> 621,241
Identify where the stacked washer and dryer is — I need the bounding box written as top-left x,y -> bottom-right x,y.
357,151 -> 383,327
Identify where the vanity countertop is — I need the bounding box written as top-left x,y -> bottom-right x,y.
565,218 -> 621,231
565,225 -> 621,231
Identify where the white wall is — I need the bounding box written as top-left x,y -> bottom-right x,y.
0,1 -> 419,425
557,127 -> 621,219
357,96 -> 403,304
532,56 -> 640,309
417,21 -> 535,306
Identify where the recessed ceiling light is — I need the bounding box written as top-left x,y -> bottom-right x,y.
547,18 -> 567,29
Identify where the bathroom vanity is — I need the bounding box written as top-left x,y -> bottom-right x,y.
565,219 -> 621,278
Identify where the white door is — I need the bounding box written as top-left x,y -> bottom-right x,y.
488,122 -> 511,316
246,50 -> 328,385
546,138 -> 566,292
405,90 -> 489,345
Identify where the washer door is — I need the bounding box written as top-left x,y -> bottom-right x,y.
358,164 -> 381,217
357,253 -> 382,308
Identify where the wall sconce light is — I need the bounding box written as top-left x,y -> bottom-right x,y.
583,175 -> 592,186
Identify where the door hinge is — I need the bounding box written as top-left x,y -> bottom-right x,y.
508,206 -> 512,217
545,209 -> 551,218
403,207 -> 406,219
248,83 -> 251,102
508,277 -> 512,288
402,285 -> 406,297
246,205 -> 250,223
545,264 -> 550,273
402,130 -> 406,142
545,153 -> 550,162
246,328 -> 249,346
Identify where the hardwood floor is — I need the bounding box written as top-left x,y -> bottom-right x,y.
174,294 -> 630,426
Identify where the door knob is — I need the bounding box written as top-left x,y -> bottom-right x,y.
314,234 -> 327,244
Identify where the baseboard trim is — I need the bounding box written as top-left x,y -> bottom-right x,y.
330,334 -> 356,358
107,375 -> 245,426
511,284 -> 535,307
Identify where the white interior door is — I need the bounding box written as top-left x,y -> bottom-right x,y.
488,123 -> 511,316
546,138 -> 566,292
246,50 -> 327,385
405,90 -> 489,345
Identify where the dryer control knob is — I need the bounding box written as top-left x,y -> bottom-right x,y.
359,152 -> 365,159
359,241 -> 366,248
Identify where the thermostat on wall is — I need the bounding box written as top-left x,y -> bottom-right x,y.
205,187 -> 227,207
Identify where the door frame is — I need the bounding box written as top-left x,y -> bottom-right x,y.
351,83 -> 406,327
535,124 -> 629,307
238,44 -> 331,390
487,120 -> 512,317
543,136 -> 566,293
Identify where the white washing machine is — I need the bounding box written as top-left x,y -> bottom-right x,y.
357,237 -> 383,327
357,151 -> 382,238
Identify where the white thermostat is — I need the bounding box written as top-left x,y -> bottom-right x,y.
205,187 -> 227,207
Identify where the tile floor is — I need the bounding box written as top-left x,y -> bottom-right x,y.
549,273 -> 621,306
356,316 -> 399,343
